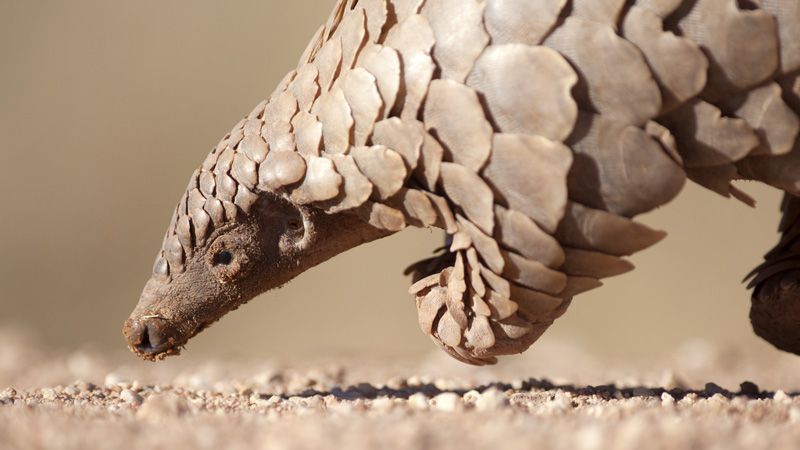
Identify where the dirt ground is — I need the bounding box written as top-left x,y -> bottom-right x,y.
3,328 -> 800,450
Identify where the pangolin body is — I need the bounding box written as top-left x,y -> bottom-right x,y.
124,0 -> 800,365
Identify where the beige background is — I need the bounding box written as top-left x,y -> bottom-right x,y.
0,0 -> 787,361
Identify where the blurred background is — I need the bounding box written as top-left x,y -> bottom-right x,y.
0,0 -> 787,363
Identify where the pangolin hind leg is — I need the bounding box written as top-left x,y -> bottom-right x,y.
749,194 -> 800,354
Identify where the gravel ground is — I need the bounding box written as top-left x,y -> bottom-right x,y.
4,328 -> 800,450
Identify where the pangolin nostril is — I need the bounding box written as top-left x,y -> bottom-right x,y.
136,325 -> 153,353
135,323 -> 152,353
134,321 -> 168,354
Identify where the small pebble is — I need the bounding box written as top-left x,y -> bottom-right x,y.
661,392 -> 675,407
386,377 -> 407,390
74,381 -> 95,392
41,388 -> 56,401
774,390 -> 791,404
434,378 -> 461,391
708,393 -> 728,405
408,393 -> 429,410
407,376 -> 423,386
304,395 -> 325,410
120,389 -> 143,406
548,393 -> 572,412
432,393 -> 462,412
462,390 -> 481,404
475,389 -> 508,411
251,394 -> 281,407
704,383 -> 726,396
137,393 -> 190,421
239,388 -> 254,397
64,386 -> 79,396
739,381 -> 760,397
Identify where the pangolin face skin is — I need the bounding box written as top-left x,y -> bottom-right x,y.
123,193 -> 386,360
125,0 -> 800,364
123,194 -> 306,360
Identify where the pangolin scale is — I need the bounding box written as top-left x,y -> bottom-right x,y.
123,0 -> 800,365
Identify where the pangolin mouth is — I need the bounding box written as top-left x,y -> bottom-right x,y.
130,343 -> 184,362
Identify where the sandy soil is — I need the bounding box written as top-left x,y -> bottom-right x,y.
3,328 -> 800,450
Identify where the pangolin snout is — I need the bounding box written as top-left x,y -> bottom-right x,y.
123,315 -> 184,360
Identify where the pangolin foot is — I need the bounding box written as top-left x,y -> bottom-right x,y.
751,270 -> 800,355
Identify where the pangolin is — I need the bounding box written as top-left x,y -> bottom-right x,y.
123,0 -> 800,365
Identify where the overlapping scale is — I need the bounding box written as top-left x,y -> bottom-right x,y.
332,7 -> 367,71
439,162 -> 494,235
391,0 -> 425,24
722,83 -> 799,157
483,0 -> 565,46
424,80 -> 493,171
494,206 -> 565,268
289,64 -> 320,113
467,44 -> 578,142
289,156 -> 343,205
482,133 -> 572,233
567,112 -> 686,217
314,37 -> 343,93
319,154 -> 373,213
555,202 -> 666,256
621,5 -> 708,113
340,68 -> 383,146
672,0 -> 779,101
351,145 -> 407,200
384,14 -> 435,120
356,44 -> 401,118
544,17 -> 662,126
371,118 -> 423,173
420,0 -> 488,83
313,87 -> 354,155
257,150 -> 307,192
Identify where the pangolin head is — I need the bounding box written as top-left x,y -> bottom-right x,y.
122,99 -> 388,361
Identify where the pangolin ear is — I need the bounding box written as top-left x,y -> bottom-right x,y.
289,205 -> 315,252
252,193 -> 313,252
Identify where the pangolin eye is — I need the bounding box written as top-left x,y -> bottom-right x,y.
214,250 -> 233,266
287,219 -> 302,230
